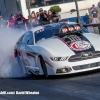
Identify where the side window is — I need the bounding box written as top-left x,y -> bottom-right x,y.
22,31 -> 34,45
35,29 -> 53,43
17,33 -> 25,44
27,31 -> 34,45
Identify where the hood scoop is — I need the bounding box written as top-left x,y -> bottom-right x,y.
61,34 -> 95,54
64,35 -> 82,45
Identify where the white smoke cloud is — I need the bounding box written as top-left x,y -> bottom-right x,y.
0,28 -> 28,78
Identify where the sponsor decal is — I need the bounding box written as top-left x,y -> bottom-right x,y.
70,41 -> 91,51
50,23 -> 60,27
36,29 -> 44,33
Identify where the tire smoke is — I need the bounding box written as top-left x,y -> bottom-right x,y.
0,28 -> 27,78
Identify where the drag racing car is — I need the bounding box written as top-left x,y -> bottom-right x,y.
14,22 -> 100,77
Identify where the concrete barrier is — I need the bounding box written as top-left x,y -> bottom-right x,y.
59,9 -> 89,24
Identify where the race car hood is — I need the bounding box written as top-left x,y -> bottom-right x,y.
83,33 -> 100,51
35,37 -> 75,56
34,33 -> 100,56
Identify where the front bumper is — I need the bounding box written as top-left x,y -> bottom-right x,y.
46,57 -> 100,75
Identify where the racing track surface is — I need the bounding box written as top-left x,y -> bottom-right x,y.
0,70 -> 100,100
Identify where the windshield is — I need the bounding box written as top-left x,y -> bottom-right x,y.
35,29 -> 54,43
34,26 -> 89,44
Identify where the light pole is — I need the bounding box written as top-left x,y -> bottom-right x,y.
75,0 -> 80,24
26,0 -> 33,28
4,0 -> 8,19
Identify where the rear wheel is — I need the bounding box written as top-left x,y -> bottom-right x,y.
39,56 -> 48,78
16,51 -> 25,73
16,51 -> 22,67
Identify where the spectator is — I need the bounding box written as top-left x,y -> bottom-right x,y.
90,5 -> 94,12
0,16 -> 9,33
39,8 -> 44,23
9,14 -> 17,28
43,10 -> 48,22
44,10 -> 48,15
92,5 -> 99,24
90,5 -> 97,12
31,11 -> 35,14
48,10 -> 52,24
39,8 -> 49,25
28,13 -> 39,28
36,12 -> 40,20
51,11 -> 59,23
16,13 -> 28,31
0,16 -> 9,28
90,5 -> 96,23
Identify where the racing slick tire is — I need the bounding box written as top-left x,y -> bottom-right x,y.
16,51 -> 22,67
39,56 -> 48,78
16,51 -> 25,73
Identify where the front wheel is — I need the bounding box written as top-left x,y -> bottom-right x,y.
40,57 -> 48,78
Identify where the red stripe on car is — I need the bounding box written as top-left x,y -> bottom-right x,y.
26,53 -> 36,58
17,51 -> 21,56
45,61 -> 54,68
57,37 -> 70,47
42,26 -> 45,29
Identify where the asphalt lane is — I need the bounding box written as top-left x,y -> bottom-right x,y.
0,70 -> 100,100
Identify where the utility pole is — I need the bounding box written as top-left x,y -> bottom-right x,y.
4,0 -> 8,19
75,0 -> 80,24
26,0 -> 32,28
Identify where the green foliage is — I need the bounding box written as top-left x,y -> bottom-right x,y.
50,6 -> 61,14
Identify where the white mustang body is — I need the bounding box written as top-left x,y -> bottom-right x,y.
14,22 -> 100,77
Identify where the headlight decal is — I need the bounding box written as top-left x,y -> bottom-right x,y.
50,57 -> 68,61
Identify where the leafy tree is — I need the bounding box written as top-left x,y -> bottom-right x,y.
50,6 -> 61,14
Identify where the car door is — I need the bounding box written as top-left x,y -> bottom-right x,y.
18,32 -> 30,71
21,31 -> 37,70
